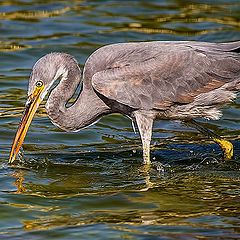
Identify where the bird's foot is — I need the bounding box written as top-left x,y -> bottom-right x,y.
213,138 -> 233,160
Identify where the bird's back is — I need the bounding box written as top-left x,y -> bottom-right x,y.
85,41 -> 240,118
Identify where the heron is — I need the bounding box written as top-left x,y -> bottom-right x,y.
9,41 -> 240,164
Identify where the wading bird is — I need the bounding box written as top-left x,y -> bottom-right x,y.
9,41 -> 240,164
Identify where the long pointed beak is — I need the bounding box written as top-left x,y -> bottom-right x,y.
9,86 -> 44,164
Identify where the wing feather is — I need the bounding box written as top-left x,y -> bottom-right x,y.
91,42 -> 240,110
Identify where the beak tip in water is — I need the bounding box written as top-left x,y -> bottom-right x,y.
8,154 -> 16,165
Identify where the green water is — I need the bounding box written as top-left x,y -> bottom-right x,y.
0,0 -> 240,239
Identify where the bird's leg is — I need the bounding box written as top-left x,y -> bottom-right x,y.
185,119 -> 233,160
134,111 -> 154,164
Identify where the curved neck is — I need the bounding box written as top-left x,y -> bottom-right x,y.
45,55 -> 110,132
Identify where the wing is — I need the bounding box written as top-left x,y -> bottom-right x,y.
92,42 -> 240,110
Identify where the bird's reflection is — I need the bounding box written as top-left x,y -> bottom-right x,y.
139,164 -> 154,191
7,160 -> 240,234
11,169 -> 26,194
9,156 -> 157,197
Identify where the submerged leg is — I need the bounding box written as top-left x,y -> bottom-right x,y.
134,111 -> 154,164
186,119 -> 233,160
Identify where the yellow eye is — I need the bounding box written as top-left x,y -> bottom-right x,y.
36,80 -> 43,88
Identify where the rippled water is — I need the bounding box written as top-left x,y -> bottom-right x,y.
0,0 -> 240,239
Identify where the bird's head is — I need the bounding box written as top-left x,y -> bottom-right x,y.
9,53 -> 72,164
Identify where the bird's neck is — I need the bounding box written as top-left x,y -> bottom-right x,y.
45,59 -> 110,132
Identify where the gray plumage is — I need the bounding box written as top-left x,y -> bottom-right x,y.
28,40 -> 240,163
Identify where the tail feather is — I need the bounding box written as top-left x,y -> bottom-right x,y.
190,41 -> 240,54
218,41 -> 240,53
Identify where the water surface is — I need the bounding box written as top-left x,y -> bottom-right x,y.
0,0 -> 240,239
